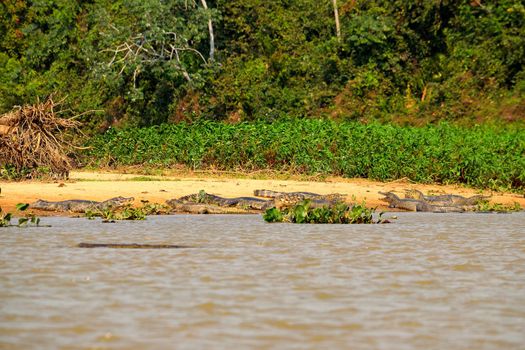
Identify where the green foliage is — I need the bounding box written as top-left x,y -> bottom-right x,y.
15,203 -> 29,211
1,1 -> 523,125
82,120 -> 525,191
17,216 -> 41,228
1,165 -> 57,181
197,190 -> 208,204
1,202 -> 42,227
84,202 -> 169,221
85,205 -> 146,222
0,0 -> 217,126
476,201 -> 522,213
1,165 -> 27,180
117,205 -> 147,221
207,0 -> 525,123
263,207 -> 283,223
139,202 -> 171,215
0,209 -> 12,227
263,199 -> 382,224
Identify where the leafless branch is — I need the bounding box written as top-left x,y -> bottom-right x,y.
102,30 -> 207,81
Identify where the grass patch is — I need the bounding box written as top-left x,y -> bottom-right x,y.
126,176 -> 163,181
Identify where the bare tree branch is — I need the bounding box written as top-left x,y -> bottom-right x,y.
102,30 -> 207,82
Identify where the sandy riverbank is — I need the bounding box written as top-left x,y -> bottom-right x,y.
1,170 -> 523,215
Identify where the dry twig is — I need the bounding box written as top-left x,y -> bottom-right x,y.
0,96 -> 80,179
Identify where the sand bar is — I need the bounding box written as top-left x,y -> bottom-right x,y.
1,170 -> 523,215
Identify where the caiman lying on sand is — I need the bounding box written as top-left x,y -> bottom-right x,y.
404,189 -> 490,206
253,189 -> 345,209
174,192 -> 273,210
30,197 -> 134,213
166,192 -> 272,214
254,189 -> 324,199
254,189 -> 345,201
379,192 -> 465,213
166,190 -> 347,213
272,194 -> 341,210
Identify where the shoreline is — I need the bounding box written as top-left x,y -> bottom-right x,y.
1,170 -> 524,216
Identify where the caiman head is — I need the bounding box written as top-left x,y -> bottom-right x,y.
30,199 -> 50,209
378,191 -> 401,203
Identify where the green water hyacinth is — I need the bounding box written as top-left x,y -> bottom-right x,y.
263,199 -> 387,224
83,120 -> 525,192
1,202 -> 42,227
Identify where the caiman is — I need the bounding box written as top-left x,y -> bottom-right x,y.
404,189 -> 490,206
30,196 -> 134,213
171,192 -> 273,211
379,192 -> 465,213
254,189 -> 323,199
168,190 -> 346,213
165,201 -> 251,214
78,243 -> 193,249
254,189 -> 346,209
273,193 -> 338,210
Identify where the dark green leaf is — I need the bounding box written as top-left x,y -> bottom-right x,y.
16,203 -> 30,211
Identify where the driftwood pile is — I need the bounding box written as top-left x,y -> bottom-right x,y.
0,97 -> 80,179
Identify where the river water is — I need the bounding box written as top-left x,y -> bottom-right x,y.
1,212 -> 524,349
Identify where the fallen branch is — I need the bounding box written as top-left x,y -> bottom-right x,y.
0,96 -> 80,179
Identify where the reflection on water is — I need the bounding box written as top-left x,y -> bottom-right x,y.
1,213 -> 525,349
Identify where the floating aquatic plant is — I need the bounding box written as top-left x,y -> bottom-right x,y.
476,201 -> 522,213
263,199 -> 389,224
85,202 -> 170,222
1,202 -> 43,227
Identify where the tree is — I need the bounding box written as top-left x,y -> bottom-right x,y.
93,0 -> 219,125
332,0 -> 341,40
199,0 -> 215,61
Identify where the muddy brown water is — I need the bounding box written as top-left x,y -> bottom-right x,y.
1,213 -> 524,349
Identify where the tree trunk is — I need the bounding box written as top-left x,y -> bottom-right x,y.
332,0 -> 341,41
200,0 -> 215,61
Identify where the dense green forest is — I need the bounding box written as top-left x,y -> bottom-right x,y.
1,0 -> 524,128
